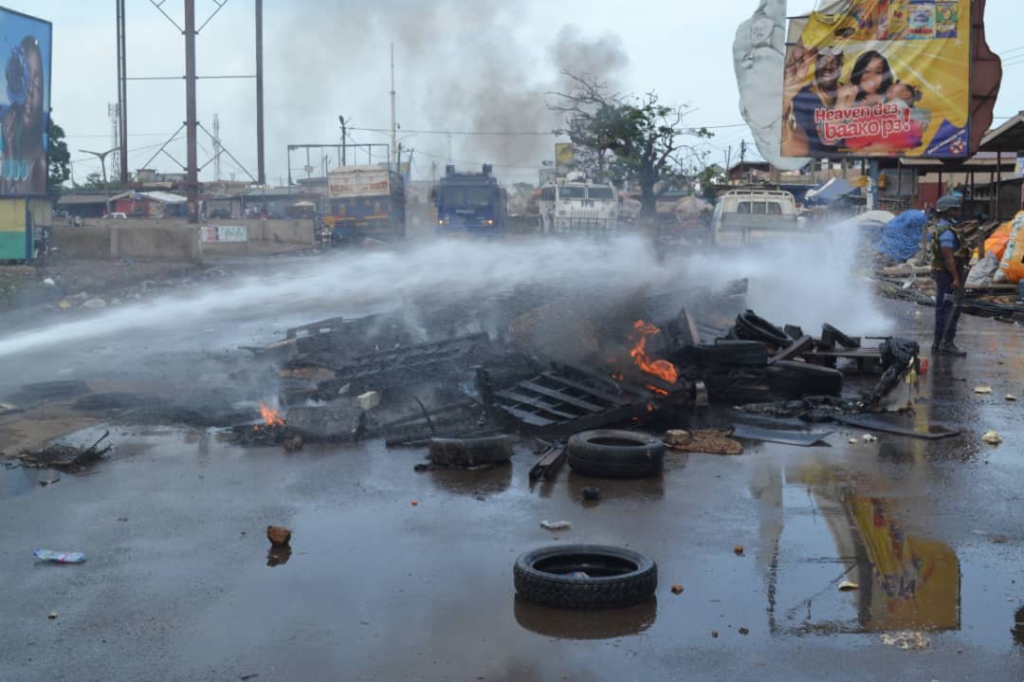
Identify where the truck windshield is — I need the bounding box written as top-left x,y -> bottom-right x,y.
587,187 -> 614,200
559,186 -> 586,200
442,186 -> 492,207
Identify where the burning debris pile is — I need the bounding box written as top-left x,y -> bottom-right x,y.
225,279 -> 917,455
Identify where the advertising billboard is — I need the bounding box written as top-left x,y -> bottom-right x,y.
555,143 -> 573,177
781,1 -> 970,159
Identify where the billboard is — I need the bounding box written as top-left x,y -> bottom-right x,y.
0,8 -> 51,196
328,165 -> 391,199
555,143 -> 573,177
781,1 -> 971,159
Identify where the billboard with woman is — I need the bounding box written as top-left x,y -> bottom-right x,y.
781,1 -> 970,159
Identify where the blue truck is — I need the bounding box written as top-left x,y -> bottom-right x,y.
434,164 -> 508,236
322,165 -> 406,245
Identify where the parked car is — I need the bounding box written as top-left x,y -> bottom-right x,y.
103,212 -> 128,220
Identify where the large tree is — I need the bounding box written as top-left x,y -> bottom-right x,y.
48,118 -> 71,200
550,73 -> 712,217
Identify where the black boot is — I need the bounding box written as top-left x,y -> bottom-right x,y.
937,341 -> 967,357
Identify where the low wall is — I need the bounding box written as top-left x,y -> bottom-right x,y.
113,225 -> 201,261
235,219 -> 315,245
53,225 -> 113,260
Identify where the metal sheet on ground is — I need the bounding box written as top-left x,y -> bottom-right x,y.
834,414 -> 961,440
731,423 -> 832,447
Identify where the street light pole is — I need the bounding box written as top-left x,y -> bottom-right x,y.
79,148 -> 118,216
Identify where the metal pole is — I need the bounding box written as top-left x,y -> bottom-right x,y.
116,0 -> 128,183
185,0 -> 199,223
996,151 -> 1003,222
255,0 -> 266,185
390,43 -> 397,170
867,159 -> 880,211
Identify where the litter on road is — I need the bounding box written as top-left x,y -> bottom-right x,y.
982,430 -> 1003,445
34,550 -> 86,564
540,520 -> 572,531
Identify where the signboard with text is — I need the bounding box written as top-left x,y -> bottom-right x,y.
782,1 -> 971,159
200,225 -> 248,243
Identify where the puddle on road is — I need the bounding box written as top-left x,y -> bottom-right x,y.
765,462 -> 960,637
513,595 -> 656,640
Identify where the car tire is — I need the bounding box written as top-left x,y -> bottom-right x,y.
428,435 -> 514,467
766,360 -> 843,397
514,544 -> 658,609
734,310 -> 791,347
566,430 -> 664,479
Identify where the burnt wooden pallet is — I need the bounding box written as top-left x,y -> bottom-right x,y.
804,347 -> 883,374
487,363 -> 673,436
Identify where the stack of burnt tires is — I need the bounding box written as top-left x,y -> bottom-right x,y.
676,310 -> 843,401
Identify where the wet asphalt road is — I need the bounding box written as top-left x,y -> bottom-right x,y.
2,301 -> 1024,680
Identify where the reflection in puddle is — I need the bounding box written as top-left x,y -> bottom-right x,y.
425,462 -> 512,496
513,595 -> 656,640
267,546 -> 292,567
763,463 -> 960,636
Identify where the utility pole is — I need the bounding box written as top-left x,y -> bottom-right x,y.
116,0 -> 128,184
213,113 -> 222,182
447,134 -> 453,166
338,115 -> 348,166
255,0 -> 265,185
390,42 -> 397,171
739,140 -> 747,185
184,0 -> 199,223
431,160 -> 437,182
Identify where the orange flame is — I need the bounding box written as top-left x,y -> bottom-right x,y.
258,401 -> 285,427
630,320 -> 679,384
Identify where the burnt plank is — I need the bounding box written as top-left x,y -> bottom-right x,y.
540,372 -> 634,407
529,444 -> 567,482
493,390 -> 581,420
769,335 -> 814,365
518,380 -> 606,413
494,404 -> 557,427
558,364 -> 653,400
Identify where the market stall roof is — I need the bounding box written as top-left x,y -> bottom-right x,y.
805,178 -> 858,204
898,151 -> 1016,173
979,112 -> 1024,154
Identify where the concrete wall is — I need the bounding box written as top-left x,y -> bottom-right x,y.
55,217 -> 314,261
53,225 -> 114,260
112,225 -> 200,261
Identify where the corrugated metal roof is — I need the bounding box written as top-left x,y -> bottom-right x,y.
57,194 -> 111,205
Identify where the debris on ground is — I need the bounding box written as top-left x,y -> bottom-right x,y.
733,544 -> 745,556
266,525 -> 291,548
18,431 -> 112,472
48,611 -> 58,620
581,486 -> 601,501
738,627 -> 750,635
666,429 -> 743,456
428,435 -> 513,467
848,438 -> 859,444
838,580 -> 860,591
862,434 -> 878,443
982,430 -> 1003,445
540,520 -> 572,531
671,584 -> 684,595
514,545 -> 657,608
1006,394 -> 1017,402
34,550 -> 86,564
712,630 -> 719,638
975,386 -> 993,395
881,631 -> 930,650
567,429 -> 665,479
529,442 -> 567,483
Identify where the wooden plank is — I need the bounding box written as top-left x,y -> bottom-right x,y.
518,380 -> 606,413
540,372 -> 633,406
494,404 -> 556,427
529,444 -> 567,482
555,363 -> 652,400
493,390 -> 580,420
805,348 -> 882,360
769,335 -> 814,365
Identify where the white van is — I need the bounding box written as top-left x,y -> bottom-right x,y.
537,180 -> 620,234
712,189 -> 799,245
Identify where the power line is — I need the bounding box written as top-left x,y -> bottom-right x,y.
349,122 -> 749,138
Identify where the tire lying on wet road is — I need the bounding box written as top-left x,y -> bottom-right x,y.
566,429 -> 664,479
766,360 -> 843,397
514,545 -> 658,609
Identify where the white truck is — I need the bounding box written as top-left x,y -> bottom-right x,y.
537,179 -> 620,235
711,189 -> 799,245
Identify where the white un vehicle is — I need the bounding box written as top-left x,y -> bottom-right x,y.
537,178 -> 620,235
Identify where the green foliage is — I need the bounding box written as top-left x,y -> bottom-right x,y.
48,118 -> 70,200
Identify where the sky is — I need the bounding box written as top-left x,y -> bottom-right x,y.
6,0 -> 1024,187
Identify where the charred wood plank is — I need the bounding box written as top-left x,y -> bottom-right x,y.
517,380 -> 606,413
769,335 -> 814,365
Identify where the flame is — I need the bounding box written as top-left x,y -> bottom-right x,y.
630,320 -> 679,384
258,401 -> 285,427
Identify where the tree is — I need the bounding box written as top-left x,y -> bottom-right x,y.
550,73 -> 713,217
48,118 -> 71,200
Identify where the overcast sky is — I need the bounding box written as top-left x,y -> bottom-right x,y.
8,0 -> 1024,186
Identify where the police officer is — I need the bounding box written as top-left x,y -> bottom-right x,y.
931,195 -> 970,357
